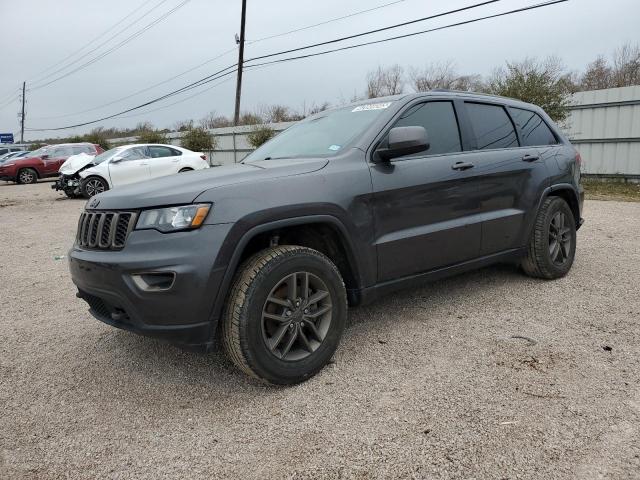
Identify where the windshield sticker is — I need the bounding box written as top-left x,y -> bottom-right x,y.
328,144 -> 341,151
352,102 -> 391,112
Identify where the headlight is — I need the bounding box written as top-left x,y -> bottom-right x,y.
136,204 -> 211,232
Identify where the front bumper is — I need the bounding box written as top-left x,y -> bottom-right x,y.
53,174 -> 79,192
69,223 -> 233,347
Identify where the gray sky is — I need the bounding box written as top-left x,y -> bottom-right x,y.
1,0 -> 638,140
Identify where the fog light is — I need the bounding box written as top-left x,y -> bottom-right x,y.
130,272 -> 176,292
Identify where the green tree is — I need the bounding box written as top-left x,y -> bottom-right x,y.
180,126 -> 217,152
486,57 -> 575,122
247,125 -> 275,148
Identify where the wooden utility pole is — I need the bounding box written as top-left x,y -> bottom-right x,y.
20,81 -> 26,143
233,0 -> 247,126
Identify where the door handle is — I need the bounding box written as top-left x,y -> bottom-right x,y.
522,154 -> 540,162
171,159 -> 179,162
140,162 -> 148,166
451,161 -> 474,171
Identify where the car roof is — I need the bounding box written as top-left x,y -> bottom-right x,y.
347,90 -> 540,111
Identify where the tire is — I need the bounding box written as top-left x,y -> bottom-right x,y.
178,167 -> 193,173
81,176 -> 109,198
221,245 -> 348,385
17,168 -> 38,184
521,197 -> 576,279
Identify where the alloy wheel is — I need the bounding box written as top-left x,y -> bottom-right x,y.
549,211 -> 571,265
19,170 -> 35,183
85,179 -> 105,197
261,271 -> 333,361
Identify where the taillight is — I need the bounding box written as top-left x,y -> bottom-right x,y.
200,154 -> 207,161
575,150 -> 582,168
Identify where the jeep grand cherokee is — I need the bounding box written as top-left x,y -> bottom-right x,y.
69,91 -> 584,385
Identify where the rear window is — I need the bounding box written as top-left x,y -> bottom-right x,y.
509,108 -> 558,146
465,102 -> 518,150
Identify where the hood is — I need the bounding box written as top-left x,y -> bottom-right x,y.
88,157 -> 329,210
59,153 -> 95,174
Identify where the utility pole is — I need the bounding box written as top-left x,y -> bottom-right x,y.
20,81 -> 26,144
233,0 -> 247,126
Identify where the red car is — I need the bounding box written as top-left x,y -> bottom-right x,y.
0,143 -> 103,184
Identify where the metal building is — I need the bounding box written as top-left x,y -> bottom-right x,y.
564,85 -> 640,179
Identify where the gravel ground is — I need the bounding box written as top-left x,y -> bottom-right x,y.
1,180 -> 639,479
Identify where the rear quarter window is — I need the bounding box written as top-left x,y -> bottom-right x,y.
509,107 -> 558,146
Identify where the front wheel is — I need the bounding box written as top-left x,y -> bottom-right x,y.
17,168 -> 38,184
81,176 -> 109,198
521,197 -> 576,279
221,246 -> 347,385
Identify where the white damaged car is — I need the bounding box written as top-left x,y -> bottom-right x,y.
53,144 -> 209,198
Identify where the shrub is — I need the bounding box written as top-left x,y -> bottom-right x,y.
137,130 -> 168,144
180,126 -> 217,152
247,125 -> 275,148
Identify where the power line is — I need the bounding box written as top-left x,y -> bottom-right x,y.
245,0 -> 569,69
26,0 -> 568,132
30,0 -> 190,91
243,0 -> 503,64
29,47 -> 238,120
27,0 -> 158,83
30,0 -> 408,120
246,0 -> 408,44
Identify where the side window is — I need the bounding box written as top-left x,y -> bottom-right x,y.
72,145 -> 92,155
52,147 -> 69,157
148,146 -> 175,158
170,147 -> 182,156
120,147 -> 149,161
509,108 -> 558,146
465,103 -> 518,150
391,101 -> 461,156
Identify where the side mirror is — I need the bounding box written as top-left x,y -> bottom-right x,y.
111,156 -> 123,164
374,126 -> 429,162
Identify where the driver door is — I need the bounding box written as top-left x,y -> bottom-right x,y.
369,100 -> 482,282
107,146 -> 151,187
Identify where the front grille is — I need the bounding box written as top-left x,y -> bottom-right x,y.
76,211 -> 137,250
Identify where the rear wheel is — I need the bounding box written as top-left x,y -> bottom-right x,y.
81,176 -> 109,198
221,245 -> 347,385
17,168 -> 38,184
521,197 -> 576,279
178,167 -> 193,173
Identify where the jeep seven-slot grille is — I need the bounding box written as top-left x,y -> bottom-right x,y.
76,211 -> 137,249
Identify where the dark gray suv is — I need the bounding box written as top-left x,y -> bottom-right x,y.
69,91 -> 584,384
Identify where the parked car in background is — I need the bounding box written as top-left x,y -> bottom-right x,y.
0,143 -> 102,184
53,144 -> 209,198
69,91 -> 584,385
0,146 -> 25,157
0,150 -> 31,162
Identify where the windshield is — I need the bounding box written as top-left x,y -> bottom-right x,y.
244,102 -> 393,161
92,146 -> 125,165
30,146 -> 51,157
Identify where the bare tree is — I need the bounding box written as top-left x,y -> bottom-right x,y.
366,65 -> 404,98
611,43 -> 640,87
409,61 -> 484,92
199,111 -> 232,129
581,56 -> 613,90
579,43 -> 640,90
173,119 -> 194,132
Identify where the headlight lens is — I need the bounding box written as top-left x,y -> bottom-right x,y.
136,203 -> 211,232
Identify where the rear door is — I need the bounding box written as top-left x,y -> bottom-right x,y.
461,102 -> 550,255
147,146 -> 181,179
369,100 -> 482,282
107,146 -> 151,187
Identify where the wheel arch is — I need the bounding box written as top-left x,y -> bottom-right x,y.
207,215 -> 364,342
544,183 -> 581,228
